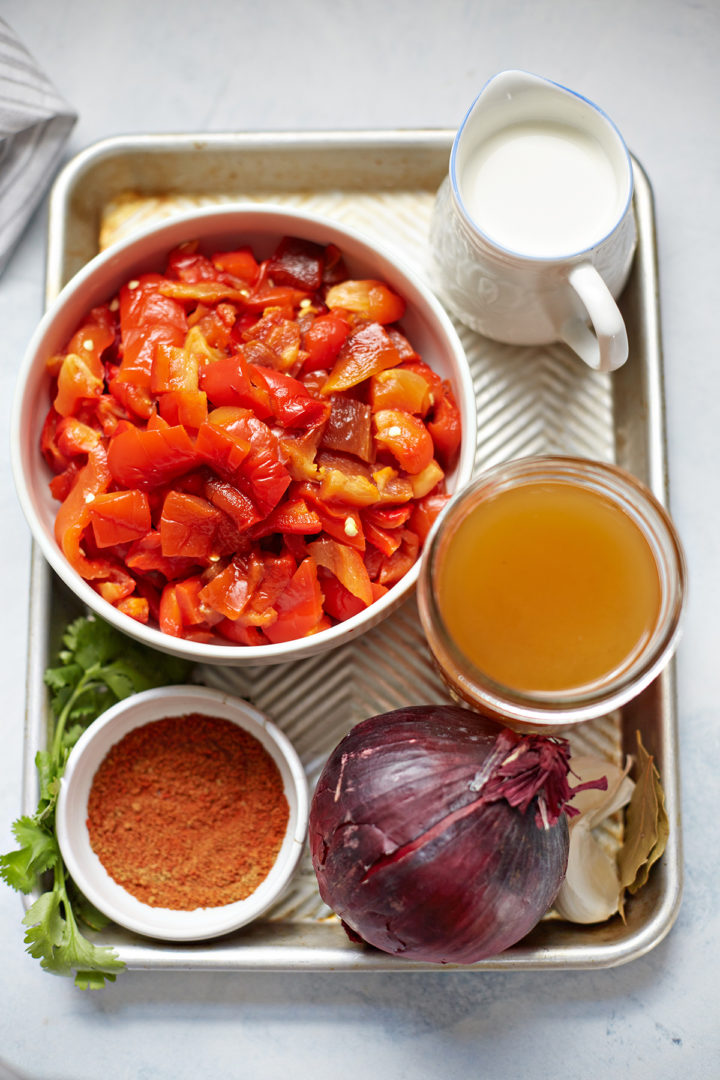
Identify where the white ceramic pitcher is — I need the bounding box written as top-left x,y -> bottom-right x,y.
429,71 -> 638,373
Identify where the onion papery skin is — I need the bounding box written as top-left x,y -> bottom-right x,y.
309,705 -> 569,964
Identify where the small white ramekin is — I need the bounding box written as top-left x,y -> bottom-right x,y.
56,685 -> 308,941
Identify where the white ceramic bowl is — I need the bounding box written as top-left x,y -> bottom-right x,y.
56,685 -> 309,941
12,204 -> 476,666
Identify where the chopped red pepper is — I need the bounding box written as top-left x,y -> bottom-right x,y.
267,236 -> 325,291
107,423 -> 198,489
118,274 -> 187,389
325,279 -> 405,324
301,311 -> 350,372
90,489 -> 151,547
321,322 -> 402,395
40,235 -> 461,644
264,557 -> 324,643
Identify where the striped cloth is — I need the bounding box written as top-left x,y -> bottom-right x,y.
0,18 -> 76,275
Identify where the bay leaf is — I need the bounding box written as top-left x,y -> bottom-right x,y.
628,754 -> 670,894
617,731 -> 669,893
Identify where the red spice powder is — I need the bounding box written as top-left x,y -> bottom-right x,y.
86,712 -> 289,910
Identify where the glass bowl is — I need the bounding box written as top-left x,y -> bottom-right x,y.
417,455 -> 686,732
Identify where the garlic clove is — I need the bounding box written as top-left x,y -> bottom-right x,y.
555,753 -> 637,924
567,754 -> 634,829
554,820 -> 623,924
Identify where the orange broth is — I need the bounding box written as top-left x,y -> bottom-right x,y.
436,479 -> 662,694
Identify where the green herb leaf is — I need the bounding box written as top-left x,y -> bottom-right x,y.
35,750 -> 64,809
2,613 -> 193,988
75,969 -> 118,990
22,873 -> 125,988
12,817 -> 59,876
0,818 -> 58,892
44,905 -> 125,983
61,615 -> 120,672
22,890 -> 66,960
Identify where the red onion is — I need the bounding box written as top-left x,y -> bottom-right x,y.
309,705 -> 583,964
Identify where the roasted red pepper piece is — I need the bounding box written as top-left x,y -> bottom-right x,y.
319,570 -> 367,622
56,417 -> 102,458
117,274 -> 187,389
320,396 -> 373,462
202,475 -> 260,532
53,320 -> 113,417
174,574 -> 209,626
248,496 -> 322,539
165,245 -> 220,283
158,389 -> 208,429
322,243 -> 349,285
150,343 -> 198,394
158,583 -> 184,637
49,461 -> 81,502
325,279 -> 405,324
199,552 -> 264,620
95,565 -> 137,605
216,620 -> 269,646
409,491 -> 451,544
207,409 -> 291,515
321,322 -> 402,395
301,311 -> 351,372
158,280 -> 251,305
107,374 -> 155,420
117,596 -> 150,623
199,354 -> 273,418
107,423 -> 198,489
361,504 -> 413,557
264,556 -> 324,643
306,536 -> 373,606
426,381 -> 462,467
374,528 -> 420,586
297,487 -> 365,551
195,419 -> 251,483
238,551 -> 297,626
252,365 -> 330,429
54,443 -> 112,579
211,247 -> 261,284
40,408 -> 72,473
241,307 -> 302,371
159,490 -> 226,560
244,261 -> 311,314
90,489 -> 151,548
369,367 -> 432,415
373,409 -> 434,475
125,531 -> 200,581
267,236 -> 325,291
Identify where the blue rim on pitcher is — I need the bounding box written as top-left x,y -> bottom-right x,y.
449,69 -> 635,261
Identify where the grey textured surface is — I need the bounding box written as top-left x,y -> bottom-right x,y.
0,1 -> 717,1077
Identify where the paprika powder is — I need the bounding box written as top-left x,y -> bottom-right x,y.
86,712 -> 289,910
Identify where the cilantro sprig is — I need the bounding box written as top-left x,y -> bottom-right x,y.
1,614 -> 191,988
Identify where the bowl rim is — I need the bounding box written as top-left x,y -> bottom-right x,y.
55,684 -> 309,941
12,201 -> 477,665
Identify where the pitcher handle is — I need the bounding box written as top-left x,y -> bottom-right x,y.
560,263 -> 628,373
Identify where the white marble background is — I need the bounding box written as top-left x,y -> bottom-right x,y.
0,1 -> 717,1077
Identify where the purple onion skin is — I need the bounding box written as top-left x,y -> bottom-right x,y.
309,705 -> 569,964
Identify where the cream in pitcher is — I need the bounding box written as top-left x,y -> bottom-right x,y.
429,71 -> 638,372
459,121 -> 621,257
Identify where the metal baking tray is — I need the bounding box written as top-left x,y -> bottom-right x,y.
21,131 -> 681,971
